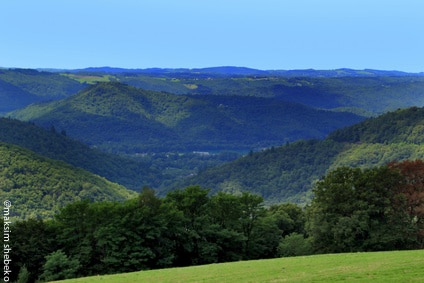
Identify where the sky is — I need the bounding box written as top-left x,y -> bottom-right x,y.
1,0 -> 423,72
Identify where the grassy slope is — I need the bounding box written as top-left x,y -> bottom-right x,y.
56,250 -> 424,283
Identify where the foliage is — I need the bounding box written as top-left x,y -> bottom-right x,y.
16,265 -> 30,283
39,250 -> 80,282
0,117 -> 162,190
0,142 -> 136,219
278,233 -> 313,257
306,162 -> 424,253
7,188 -> 306,281
0,68 -> 85,112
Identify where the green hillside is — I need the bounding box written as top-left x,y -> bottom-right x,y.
8,82 -> 364,153
178,107 -> 424,204
0,68 -> 85,112
0,142 -> 137,219
0,117 -> 161,190
56,250 -> 424,283
113,74 -> 424,115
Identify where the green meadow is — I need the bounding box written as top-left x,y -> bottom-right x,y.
55,250 -> 424,283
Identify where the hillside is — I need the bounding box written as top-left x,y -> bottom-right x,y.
0,117 -> 161,190
56,250 -> 424,283
8,82 -> 364,153
93,73 -> 424,115
0,142 -> 137,219
176,107 -> 424,204
1,67 -> 424,117
0,68 -> 85,112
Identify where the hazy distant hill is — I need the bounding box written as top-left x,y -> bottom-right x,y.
0,142 -> 137,219
0,68 -> 85,112
74,72 -> 424,115
8,82 -> 364,153
175,107 -> 424,204
58,66 -> 424,77
2,67 -> 424,117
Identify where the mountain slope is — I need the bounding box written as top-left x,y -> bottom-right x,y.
0,68 -> 85,112
0,117 -> 161,190
176,107 -> 424,204
8,82 -> 365,153
0,142 -> 137,219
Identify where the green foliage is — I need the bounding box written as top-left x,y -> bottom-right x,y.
306,164 -> 421,253
0,68 -> 84,112
7,219 -> 58,283
180,139 -> 346,204
16,265 -> 30,283
39,250 -> 81,282
0,142 -> 137,219
278,233 -> 313,257
9,188 -> 306,280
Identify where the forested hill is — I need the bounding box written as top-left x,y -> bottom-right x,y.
0,142 -> 137,219
0,68 -> 85,112
8,82 -> 365,153
175,107 -> 424,204
0,117 -> 161,190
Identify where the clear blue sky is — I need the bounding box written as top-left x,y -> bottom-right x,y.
1,0 -> 423,72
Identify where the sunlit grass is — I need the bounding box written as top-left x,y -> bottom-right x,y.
56,250 -> 424,282
61,74 -> 116,84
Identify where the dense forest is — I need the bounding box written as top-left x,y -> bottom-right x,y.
179,107 -> 424,204
0,142 -> 136,218
3,160 -> 423,282
8,82 -> 364,153
0,68 -> 85,112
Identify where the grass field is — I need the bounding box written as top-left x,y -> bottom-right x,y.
56,250 -> 424,282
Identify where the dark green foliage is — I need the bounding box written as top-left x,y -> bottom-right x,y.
278,233 -> 313,257
179,139 -> 346,204
38,250 -> 80,282
16,265 -> 30,283
306,164 -> 421,253
6,219 -> 58,283
0,142 -> 136,219
9,188 -> 304,280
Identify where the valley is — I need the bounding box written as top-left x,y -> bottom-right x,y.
2,67 -> 424,208
1,67 -> 424,282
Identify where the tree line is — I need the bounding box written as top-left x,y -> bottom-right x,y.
3,160 -> 423,282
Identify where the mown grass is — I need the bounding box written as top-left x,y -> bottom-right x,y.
56,250 -> 424,282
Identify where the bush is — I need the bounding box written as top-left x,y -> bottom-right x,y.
278,233 -> 313,257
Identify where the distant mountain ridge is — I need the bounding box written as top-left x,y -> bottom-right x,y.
43,66 -> 424,77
